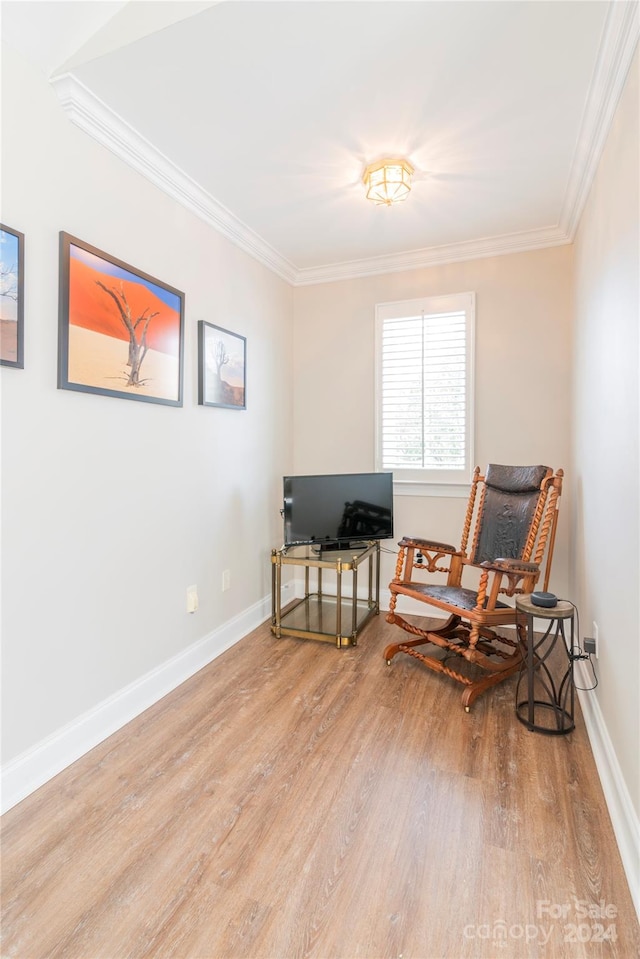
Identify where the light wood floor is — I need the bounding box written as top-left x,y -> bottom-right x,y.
2,613 -> 639,959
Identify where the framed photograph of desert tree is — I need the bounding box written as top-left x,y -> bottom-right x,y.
198,320 -> 246,409
58,232 -> 184,406
0,224 -> 25,368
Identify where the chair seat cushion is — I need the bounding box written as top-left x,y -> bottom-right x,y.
400,583 -> 510,611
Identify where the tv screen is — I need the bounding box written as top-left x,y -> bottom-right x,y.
283,472 -> 393,549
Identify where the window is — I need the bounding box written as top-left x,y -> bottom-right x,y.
375,293 -> 475,494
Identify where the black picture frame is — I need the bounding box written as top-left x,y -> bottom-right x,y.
0,223 -> 25,368
198,320 -> 246,409
58,232 -> 185,406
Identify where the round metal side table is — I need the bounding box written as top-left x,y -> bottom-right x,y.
515,594 -> 576,735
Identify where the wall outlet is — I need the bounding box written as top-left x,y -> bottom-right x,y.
186,585 -> 198,614
593,621 -> 599,658
222,569 -> 231,592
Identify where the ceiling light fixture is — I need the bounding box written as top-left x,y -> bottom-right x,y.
362,157 -> 414,206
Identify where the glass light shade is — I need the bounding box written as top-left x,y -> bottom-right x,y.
363,158 -> 414,206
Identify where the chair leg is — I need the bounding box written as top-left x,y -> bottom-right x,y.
389,641 -> 476,697
384,612 -> 461,664
460,655 -> 524,711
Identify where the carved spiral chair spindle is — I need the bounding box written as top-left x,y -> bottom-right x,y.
384,465 -> 563,710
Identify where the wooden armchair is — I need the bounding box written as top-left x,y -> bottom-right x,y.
385,465 -> 563,710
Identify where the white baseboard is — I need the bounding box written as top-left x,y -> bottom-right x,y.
1,595 -> 271,815
574,659 -> 640,921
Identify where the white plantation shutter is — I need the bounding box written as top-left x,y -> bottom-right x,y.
376,293 -> 474,489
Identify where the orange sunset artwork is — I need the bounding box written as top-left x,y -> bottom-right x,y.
65,242 -> 183,402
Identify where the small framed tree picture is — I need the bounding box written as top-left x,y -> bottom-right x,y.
58,232 -> 184,406
198,320 -> 246,409
1,223 -> 25,368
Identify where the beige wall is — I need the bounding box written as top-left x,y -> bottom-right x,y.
572,52 -> 639,815
293,246 -> 574,597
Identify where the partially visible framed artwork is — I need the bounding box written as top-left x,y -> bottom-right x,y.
58,232 -> 184,406
0,223 -> 25,368
198,320 -> 246,409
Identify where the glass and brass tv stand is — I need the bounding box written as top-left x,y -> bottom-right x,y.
271,541 -> 380,647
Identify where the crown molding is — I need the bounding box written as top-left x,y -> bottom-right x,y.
560,0 -> 640,240
292,225 -> 571,286
50,73 -> 299,285
51,2 -> 638,288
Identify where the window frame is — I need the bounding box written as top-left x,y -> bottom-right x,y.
375,292 -> 475,497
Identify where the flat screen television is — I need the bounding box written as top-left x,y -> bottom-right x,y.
283,472 -> 394,550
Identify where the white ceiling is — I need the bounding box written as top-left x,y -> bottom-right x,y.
2,1 -> 638,284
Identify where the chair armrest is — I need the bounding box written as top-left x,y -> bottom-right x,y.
394,536 -> 462,581
479,557 -> 539,575
474,556 -> 541,608
399,536 -> 459,554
